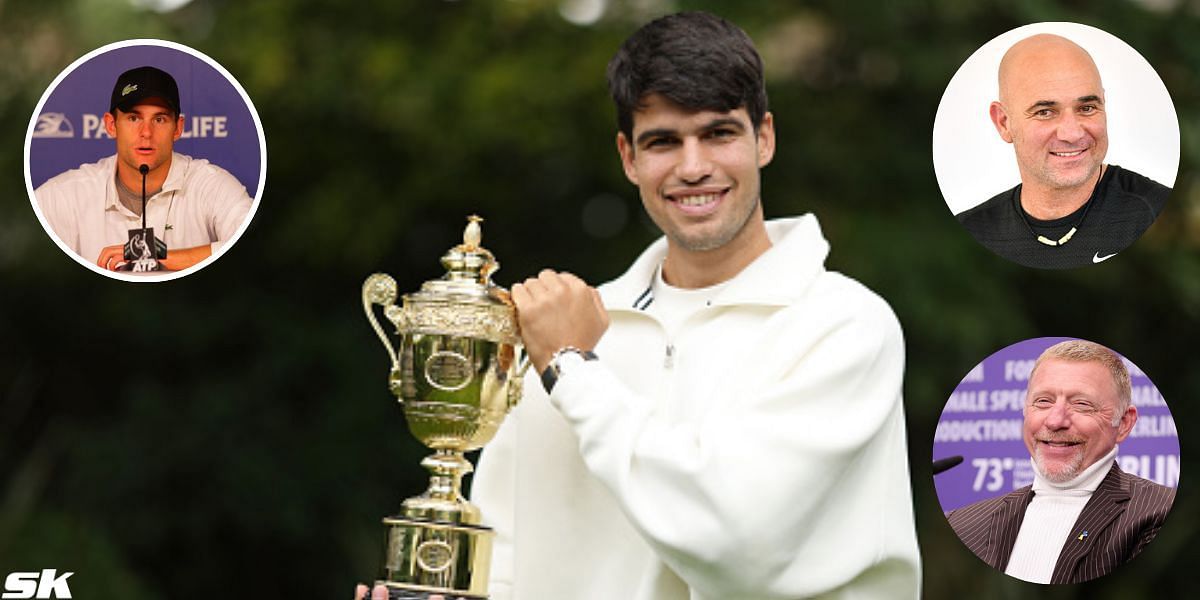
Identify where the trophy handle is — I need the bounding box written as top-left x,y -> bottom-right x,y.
363,273 -> 404,387
495,288 -> 532,379
516,349 -> 532,378
504,347 -> 533,411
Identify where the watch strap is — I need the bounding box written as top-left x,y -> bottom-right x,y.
539,346 -> 598,394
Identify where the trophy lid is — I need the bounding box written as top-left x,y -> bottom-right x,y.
406,215 -> 511,308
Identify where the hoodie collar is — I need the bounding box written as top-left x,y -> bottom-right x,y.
601,215 -> 830,311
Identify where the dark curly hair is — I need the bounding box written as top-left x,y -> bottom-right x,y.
606,12 -> 768,141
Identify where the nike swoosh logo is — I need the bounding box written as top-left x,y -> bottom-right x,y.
1093,252 -> 1118,263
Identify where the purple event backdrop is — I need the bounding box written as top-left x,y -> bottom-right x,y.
29,42 -> 262,197
933,337 -> 1180,513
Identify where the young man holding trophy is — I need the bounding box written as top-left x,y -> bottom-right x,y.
360,11 -> 920,600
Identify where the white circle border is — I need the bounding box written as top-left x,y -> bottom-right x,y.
931,22 -> 1180,216
23,38 -> 268,283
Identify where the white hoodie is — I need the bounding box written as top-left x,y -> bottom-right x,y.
473,215 -> 921,600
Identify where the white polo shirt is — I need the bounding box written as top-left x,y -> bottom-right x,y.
35,152 -> 252,265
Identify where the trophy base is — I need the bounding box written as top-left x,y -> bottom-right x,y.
377,516 -> 493,599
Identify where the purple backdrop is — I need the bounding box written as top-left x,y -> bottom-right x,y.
933,337 -> 1180,513
28,41 -> 262,197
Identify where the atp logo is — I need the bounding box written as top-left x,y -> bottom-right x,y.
32,113 -> 74,138
2,570 -> 73,599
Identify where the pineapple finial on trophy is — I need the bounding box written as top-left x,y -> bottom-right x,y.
463,214 -> 483,249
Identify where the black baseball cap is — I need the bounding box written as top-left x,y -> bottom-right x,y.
110,66 -> 181,114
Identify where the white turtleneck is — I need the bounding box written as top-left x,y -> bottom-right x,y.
1004,446 -> 1119,583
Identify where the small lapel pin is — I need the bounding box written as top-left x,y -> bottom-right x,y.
1077,530 -> 1089,541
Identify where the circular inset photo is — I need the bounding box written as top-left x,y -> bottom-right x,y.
24,39 -> 266,282
932,23 -> 1178,269
933,337 -> 1179,584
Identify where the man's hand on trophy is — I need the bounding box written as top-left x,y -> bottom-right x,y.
354,584 -> 386,600
512,269 -> 609,373
353,584 -> 446,600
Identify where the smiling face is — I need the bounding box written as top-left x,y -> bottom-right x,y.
1023,358 -> 1136,483
990,34 -> 1108,194
104,97 -> 183,177
616,94 -> 775,255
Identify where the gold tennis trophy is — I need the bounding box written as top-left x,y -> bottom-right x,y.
362,216 -> 527,600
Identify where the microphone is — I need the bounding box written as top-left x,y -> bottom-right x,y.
139,163 -> 149,231
932,455 -> 964,475
120,163 -> 167,271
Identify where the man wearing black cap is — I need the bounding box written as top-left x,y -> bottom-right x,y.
35,65 -> 252,273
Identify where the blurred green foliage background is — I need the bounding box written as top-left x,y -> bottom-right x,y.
0,0 -> 1196,598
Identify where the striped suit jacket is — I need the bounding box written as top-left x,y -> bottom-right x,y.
946,462 -> 1175,583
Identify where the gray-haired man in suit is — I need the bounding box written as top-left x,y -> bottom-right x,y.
947,339 -> 1174,584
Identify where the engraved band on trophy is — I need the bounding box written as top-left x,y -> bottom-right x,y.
362,215 -> 527,600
